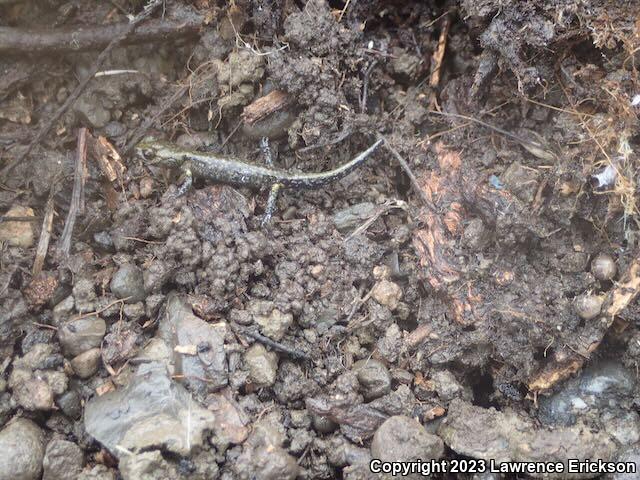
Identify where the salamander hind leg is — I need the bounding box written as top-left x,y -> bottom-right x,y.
261,183 -> 283,226
260,137 -> 272,166
176,162 -> 194,197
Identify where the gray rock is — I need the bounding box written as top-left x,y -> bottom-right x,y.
234,417 -> 299,480
463,218 -> 490,251
390,48 -> 422,79
72,277 -> 97,313
332,202 -> 377,233
84,362 -> 216,457
156,294 -> 228,395
432,370 -> 470,402
103,121 -> 126,137
289,409 -> 311,428
324,436 -> 371,468
371,415 -> 444,462
13,343 -> 60,371
353,359 -> 392,401
306,394 -> 388,442
77,465 -> 115,480
439,399 -> 617,478
42,438 -> 84,480
52,295 -> 74,327
145,294 -> 165,318
70,348 -> 102,379
377,324 -> 402,364
244,344 -> 278,388
206,391 -> 249,449
602,410 -> 640,446
561,251 -> 589,273
74,93 -> 111,129
501,162 -> 539,203
110,264 -> 145,303
58,317 -> 106,357
56,389 -> 82,419
123,302 -> 145,321
119,451 -> 177,480
40,370 -> 67,396
539,360 -> 636,427
0,418 -> 45,480
311,413 -> 337,434
92,231 -> 114,251
0,393 -> 11,427
7,344 -> 67,411
8,372 -> 54,410
0,290 -> 26,350
610,445 -> 640,480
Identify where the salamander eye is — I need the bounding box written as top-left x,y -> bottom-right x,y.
136,147 -> 155,160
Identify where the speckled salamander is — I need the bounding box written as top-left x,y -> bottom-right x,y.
135,137 -> 384,223
135,138 -> 383,189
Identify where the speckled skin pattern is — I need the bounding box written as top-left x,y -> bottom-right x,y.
135,139 -> 383,189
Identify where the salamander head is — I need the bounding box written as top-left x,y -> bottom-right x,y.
135,137 -> 185,168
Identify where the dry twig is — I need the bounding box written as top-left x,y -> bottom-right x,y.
58,128 -> 88,257
235,326 -> 311,361
32,192 -> 56,276
0,16 -> 202,55
378,135 -> 434,210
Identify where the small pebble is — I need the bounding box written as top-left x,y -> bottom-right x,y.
371,280 -> 402,310
591,253 -> 617,281
463,218 -> 489,250
110,264 -> 146,303
8,373 -> 54,410
370,415 -> 444,462
244,344 -> 278,388
574,294 -> 603,320
72,277 -> 97,313
77,465 -> 115,480
92,231 -> 114,251
58,317 -> 107,357
56,390 -> 82,419
139,177 -> 154,198
0,418 -> 45,480
432,370 -> 469,402
353,359 -> 392,401
309,265 -> 324,279
52,296 -> 75,327
332,202 -> 377,233
42,438 -> 84,480
311,413 -> 337,434
123,302 -> 145,321
70,348 -> 102,379
254,309 -> 292,341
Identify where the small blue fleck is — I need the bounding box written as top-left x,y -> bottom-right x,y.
489,175 -> 504,189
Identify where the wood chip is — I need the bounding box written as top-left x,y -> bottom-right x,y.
242,90 -> 291,126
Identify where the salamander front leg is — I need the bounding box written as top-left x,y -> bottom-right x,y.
260,137 -> 274,166
261,182 -> 282,226
176,163 -> 193,197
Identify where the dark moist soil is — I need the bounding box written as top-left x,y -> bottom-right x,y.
1,0 -> 639,478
